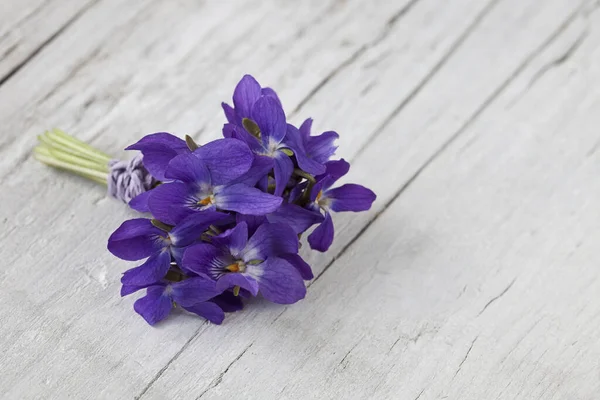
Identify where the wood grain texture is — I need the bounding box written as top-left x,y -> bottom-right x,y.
1,0 -> 599,399
0,0 -> 100,83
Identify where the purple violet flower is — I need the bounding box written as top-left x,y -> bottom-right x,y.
266,202 -> 324,235
297,118 -> 339,164
147,152 -> 282,225
132,276 -> 225,325
128,137 -> 254,212
125,132 -> 189,181
104,74 -> 377,326
182,222 -> 309,304
222,74 -> 282,127
307,159 -> 377,252
222,76 -> 326,196
108,212 -> 228,287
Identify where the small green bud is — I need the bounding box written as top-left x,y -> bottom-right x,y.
151,219 -> 173,232
281,148 -> 294,157
185,135 -> 199,151
165,269 -> 185,282
242,118 -> 261,139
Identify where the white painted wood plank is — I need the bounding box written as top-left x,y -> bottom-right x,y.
0,0 -> 98,81
345,12 -> 600,399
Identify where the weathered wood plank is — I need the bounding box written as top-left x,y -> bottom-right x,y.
348,11 -> 600,399
0,0 -> 99,83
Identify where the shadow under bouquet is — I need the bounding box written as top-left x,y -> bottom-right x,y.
35,75 -> 376,325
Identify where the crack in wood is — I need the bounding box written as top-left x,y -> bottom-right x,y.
195,343 -> 253,399
498,318 -> 542,365
135,323 -> 208,400
270,309 -> 287,326
388,337 -> 404,354
414,388 -> 426,400
337,337 -> 363,369
388,329 -> 427,354
507,2 -> 590,107
293,0 -> 347,41
359,80 -> 377,96
279,383 -> 289,396
362,50 -> 392,70
0,0 -> 102,87
586,138 -> 600,157
527,29 -> 588,87
290,0 -> 421,116
1,42 -> 20,60
457,285 -> 468,299
477,278 -> 517,317
452,336 -> 478,379
1,0 -> 51,38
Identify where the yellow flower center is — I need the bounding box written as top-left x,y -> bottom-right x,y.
198,196 -> 213,206
225,260 -> 246,273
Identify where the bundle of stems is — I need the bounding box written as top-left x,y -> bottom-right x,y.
34,129 -> 112,185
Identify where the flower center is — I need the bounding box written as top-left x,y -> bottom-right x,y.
268,142 -> 279,154
316,190 -> 330,209
261,138 -> 284,158
225,260 -> 246,273
198,194 -> 215,206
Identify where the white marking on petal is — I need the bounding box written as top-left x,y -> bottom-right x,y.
163,285 -> 174,296
245,262 -> 265,280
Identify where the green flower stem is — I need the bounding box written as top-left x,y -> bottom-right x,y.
292,168 -> 315,183
297,179 -> 315,207
34,147 -> 108,184
34,129 -> 114,185
47,129 -> 112,164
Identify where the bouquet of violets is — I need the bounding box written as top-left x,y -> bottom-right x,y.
34,75 -> 376,325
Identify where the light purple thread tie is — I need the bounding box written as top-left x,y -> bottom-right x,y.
107,154 -> 156,203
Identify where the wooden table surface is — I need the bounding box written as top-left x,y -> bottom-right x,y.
1,0 -> 599,399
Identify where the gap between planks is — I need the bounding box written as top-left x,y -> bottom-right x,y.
289,0 -> 421,117
0,0 -> 103,87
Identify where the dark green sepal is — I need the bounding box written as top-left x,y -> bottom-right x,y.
242,118 -> 261,139
185,135 -> 199,151
151,219 -> 173,232
293,168 -> 315,183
